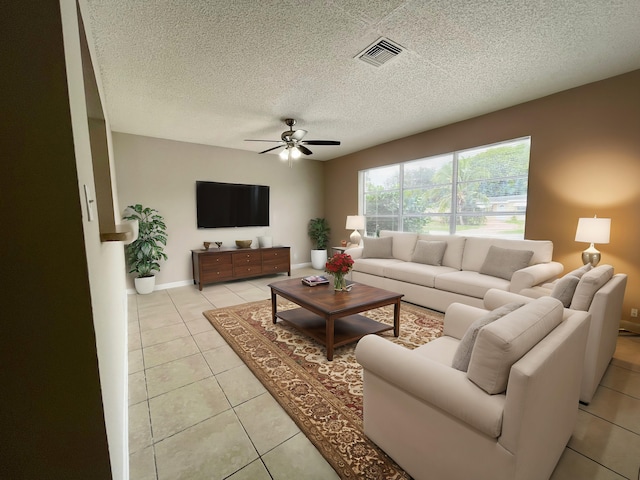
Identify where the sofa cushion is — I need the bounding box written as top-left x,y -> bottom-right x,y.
479,246 -> 534,280
411,240 -> 447,266
380,230 -> 418,261
550,275 -> 580,307
570,264 -> 614,311
362,236 -> 393,259
452,303 -> 524,372
435,271 -> 510,299
384,262 -> 457,288
419,234 -> 466,270
352,258 -> 404,277
467,297 -> 564,394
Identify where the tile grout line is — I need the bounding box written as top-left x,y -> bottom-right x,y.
578,406 -> 640,438
131,296 -> 159,479
200,277 -> 294,479
564,446 -> 627,479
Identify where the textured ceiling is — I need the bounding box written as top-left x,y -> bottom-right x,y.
81,0 -> 640,161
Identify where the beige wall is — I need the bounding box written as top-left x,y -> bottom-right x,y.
113,133 -> 325,288
71,6 -> 129,478
325,70 -> 640,322
2,1 -> 120,478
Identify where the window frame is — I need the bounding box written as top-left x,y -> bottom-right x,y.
359,137 -> 531,238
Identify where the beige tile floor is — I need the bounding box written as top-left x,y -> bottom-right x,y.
128,267 -> 640,479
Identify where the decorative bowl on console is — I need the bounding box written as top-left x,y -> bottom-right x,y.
235,240 -> 252,248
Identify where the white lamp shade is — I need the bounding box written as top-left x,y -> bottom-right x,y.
575,217 -> 611,244
346,215 -> 365,230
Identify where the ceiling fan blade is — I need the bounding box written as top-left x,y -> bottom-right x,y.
301,140 -> 341,146
297,145 -> 313,155
291,129 -> 307,141
245,139 -> 282,142
259,145 -> 284,154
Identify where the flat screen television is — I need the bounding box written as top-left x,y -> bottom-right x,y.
196,181 -> 270,228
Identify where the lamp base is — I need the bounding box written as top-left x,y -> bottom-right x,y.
581,243 -> 601,267
349,230 -> 362,246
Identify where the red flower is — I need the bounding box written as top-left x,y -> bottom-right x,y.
325,253 -> 354,275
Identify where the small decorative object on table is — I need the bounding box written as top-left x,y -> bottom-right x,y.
236,240 -> 252,248
203,242 -> 211,250
214,241 -> 222,249
325,252 -> 354,292
301,275 -> 330,286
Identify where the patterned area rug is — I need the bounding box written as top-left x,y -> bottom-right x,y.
203,299 -> 443,479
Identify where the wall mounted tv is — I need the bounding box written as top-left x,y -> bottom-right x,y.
196,181 -> 270,228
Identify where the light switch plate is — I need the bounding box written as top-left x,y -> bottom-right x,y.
84,184 -> 95,222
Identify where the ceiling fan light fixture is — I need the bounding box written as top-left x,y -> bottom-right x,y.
246,118 -> 340,166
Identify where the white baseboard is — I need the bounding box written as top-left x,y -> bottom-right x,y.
126,268 -> 315,295
292,262 -> 312,270
126,279 -> 194,295
620,320 -> 640,334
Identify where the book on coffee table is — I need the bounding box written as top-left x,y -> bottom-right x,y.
301,275 -> 330,286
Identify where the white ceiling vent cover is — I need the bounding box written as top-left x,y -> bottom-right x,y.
356,38 -> 404,67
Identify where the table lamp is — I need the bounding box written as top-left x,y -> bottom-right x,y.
575,216 -> 610,266
346,215 -> 365,246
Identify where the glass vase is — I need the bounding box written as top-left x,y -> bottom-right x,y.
333,273 -> 347,291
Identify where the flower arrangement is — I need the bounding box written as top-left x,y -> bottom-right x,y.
325,253 -> 354,291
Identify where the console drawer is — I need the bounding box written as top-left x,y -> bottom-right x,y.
263,248 -> 289,265
263,248 -> 290,273
232,251 -> 261,265
201,253 -> 232,270
202,264 -> 234,282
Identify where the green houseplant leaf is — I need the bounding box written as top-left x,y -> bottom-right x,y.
123,204 -> 168,278
308,218 -> 330,250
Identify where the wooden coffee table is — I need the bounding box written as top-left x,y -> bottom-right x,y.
269,277 -> 403,360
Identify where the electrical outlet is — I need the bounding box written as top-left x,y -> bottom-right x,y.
632,308 -> 638,318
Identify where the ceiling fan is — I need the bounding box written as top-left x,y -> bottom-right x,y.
245,118 -> 341,166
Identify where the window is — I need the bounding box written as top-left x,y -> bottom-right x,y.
360,137 -> 530,238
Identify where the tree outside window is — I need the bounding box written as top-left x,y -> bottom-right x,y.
361,137 -> 530,238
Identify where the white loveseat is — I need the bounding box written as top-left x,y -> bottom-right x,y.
347,230 -> 563,312
356,298 -> 591,480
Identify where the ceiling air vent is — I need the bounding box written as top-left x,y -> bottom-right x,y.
356,37 -> 404,67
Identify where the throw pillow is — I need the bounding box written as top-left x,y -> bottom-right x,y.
381,231 -> 418,261
479,246 -> 534,281
550,275 -> 581,308
411,240 -> 447,266
566,263 -> 593,279
467,297 -> 564,394
452,303 -> 524,372
570,264 -> 614,311
361,236 -> 393,259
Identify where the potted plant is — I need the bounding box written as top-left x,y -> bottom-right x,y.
123,204 -> 168,294
308,217 -> 330,270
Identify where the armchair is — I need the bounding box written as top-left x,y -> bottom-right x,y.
484,267 -> 627,403
356,298 -> 590,480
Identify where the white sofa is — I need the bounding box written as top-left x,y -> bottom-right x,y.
346,230 -> 563,312
356,298 -> 591,480
484,264 -> 627,404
